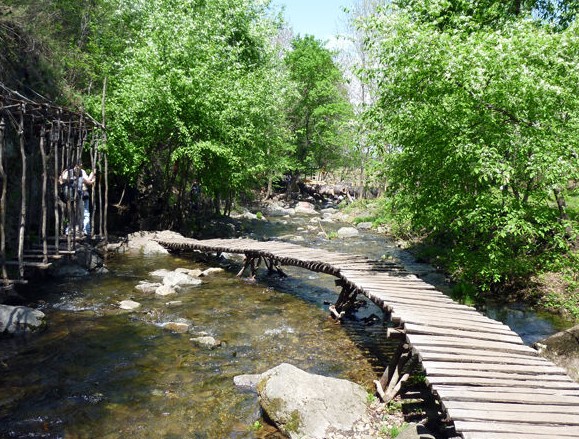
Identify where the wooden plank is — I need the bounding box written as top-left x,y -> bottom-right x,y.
392,310 -> 511,329
4,261 -> 52,269
443,400 -> 579,415
426,370 -> 579,384
434,387 -> 579,404
462,433 -> 563,439
415,345 -> 542,360
428,375 -> 579,389
422,360 -> 568,375
404,323 -> 523,344
453,420 -> 579,437
403,318 -> 516,336
363,287 -> 456,302
407,334 -> 536,354
418,351 -> 550,366
371,294 -> 483,311
360,283 -> 448,295
449,408 -> 579,425
384,301 -> 484,314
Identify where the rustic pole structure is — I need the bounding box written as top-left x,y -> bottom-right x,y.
17,105 -> 26,279
52,112 -> 61,254
0,115 -> 7,283
39,123 -> 48,264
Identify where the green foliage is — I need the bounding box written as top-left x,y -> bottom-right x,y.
385,422 -> 408,438
84,0 -> 295,221
284,35 -> 355,175
361,2 -> 579,293
249,420 -> 262,431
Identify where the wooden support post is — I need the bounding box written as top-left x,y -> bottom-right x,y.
0,115 -> 7,283
375,339 -> 415,403
236,256 -> 251,277
39,125 -> 48,265
333,284 -> 359,317
250,256 -> 262,278
52,114 -> 61,255
17,106 -> 26,279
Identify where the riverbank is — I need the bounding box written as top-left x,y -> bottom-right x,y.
334,197 -> 579,323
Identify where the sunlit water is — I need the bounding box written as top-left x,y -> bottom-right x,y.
0,214 -> 573,438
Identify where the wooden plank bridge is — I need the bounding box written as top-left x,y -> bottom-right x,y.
156,236 -> 579,439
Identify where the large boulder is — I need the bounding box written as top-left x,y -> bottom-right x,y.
257,363 -> 370,439
0,305 -> 46,335
535,324 -> 579,382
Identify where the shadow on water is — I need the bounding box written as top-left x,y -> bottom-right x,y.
1,214 -> 573,438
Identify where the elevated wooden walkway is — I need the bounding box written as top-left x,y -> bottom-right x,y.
156,236 -> 579,439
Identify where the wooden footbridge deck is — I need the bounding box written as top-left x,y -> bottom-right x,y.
156,236 -> 579,439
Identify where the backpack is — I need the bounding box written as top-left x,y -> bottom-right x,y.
59,168 -> 78,202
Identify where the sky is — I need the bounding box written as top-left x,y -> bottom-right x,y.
271,0 -> 355,44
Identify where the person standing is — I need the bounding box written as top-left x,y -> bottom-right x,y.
59,161 -> 96,236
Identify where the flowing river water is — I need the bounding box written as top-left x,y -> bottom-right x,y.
0,214 -> 573,438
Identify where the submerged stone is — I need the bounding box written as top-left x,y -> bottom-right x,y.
119,300 -> 141,310
0,305 -> 46,335
155,285 -> 177,296
163,322 -> 190,333
190,336 -> 221,349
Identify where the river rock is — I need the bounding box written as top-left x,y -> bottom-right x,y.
75,245 -> 104,271
127,230 -> 183,255
200,267 -> 224,277
135,281 -> 162,294
233,374 -> 261,390
150,269 -> 172,278
0,305 -> 46,335
175,268 -> 203,277
535,324 -> 579,382
119,300 -> 141,310
257,363 -> 370,439
263,201 -> 295,217
356,222 -> 373,231
165,300 -> 183,307
395,423 -> 435,439
163,271 -> 202,287
53,263 -> 90,278
294,201 -> 317,215
163,322 -> 190,333
155,285 -> 177,296
190,336 -> 221,349
337,227 -> 359,238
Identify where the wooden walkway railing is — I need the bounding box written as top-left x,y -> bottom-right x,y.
156,236 -> 579,439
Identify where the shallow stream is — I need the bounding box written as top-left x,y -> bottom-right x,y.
0,215 -> 573,438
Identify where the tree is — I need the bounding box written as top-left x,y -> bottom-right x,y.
284,35 -> 354,182
362,1 -> 579,291
94,0 -> 293,225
